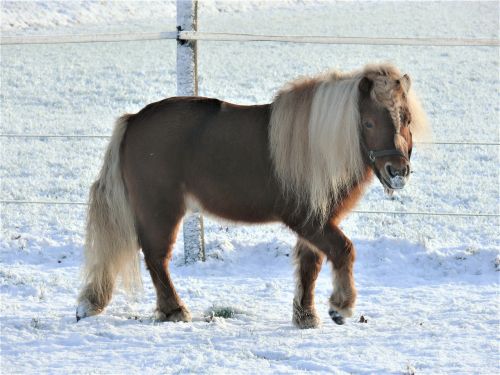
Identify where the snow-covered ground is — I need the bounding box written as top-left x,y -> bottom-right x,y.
1,1 -> 499,374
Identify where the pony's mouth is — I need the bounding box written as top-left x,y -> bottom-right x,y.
376,169 -> 408,193
371,160 -> 410,192
381,175 -> 407,191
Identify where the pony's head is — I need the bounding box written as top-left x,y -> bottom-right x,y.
357,64 -> 428,194
270,63 -> 429,222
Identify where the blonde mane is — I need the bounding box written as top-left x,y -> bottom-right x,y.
269,63 -> 429,222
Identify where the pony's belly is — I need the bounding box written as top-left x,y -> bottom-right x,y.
184,192 -> 278,224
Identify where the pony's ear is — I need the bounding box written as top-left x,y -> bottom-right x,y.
400,74 -> 411,93
358,77 -> 373,95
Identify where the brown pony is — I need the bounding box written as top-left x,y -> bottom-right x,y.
76,63 -> 428,328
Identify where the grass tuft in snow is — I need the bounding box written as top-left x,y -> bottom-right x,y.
204,305 -> 245,320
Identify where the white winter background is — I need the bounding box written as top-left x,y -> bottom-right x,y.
0,1 -> 499,374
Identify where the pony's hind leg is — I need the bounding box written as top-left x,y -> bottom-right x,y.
77,265 -> 116,321
292,239 -> 324,329
136,203 -> 191,322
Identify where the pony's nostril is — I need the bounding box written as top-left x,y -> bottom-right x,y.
386,164 -> 396,178
404,165 -> 410,177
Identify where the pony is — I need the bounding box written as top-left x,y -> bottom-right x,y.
76,62 -> 428,328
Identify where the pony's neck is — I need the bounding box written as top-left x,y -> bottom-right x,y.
330,166 -> 373,224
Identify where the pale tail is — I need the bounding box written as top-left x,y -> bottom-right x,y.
78,114 -> 141,309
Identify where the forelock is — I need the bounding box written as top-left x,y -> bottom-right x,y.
362,63 -> 409,132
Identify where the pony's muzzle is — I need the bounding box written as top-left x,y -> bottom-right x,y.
384,162 -> 410,189
386,163 -> 410,178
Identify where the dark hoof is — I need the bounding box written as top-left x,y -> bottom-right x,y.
76,300 -> 102,322
329,310 -> 345,325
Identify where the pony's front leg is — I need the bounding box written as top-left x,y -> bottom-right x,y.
291,221 -> 357,326
327,242 -> 356,325
292,239 -> 324,329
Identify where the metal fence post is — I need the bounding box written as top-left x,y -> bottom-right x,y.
177,0 -> 205,264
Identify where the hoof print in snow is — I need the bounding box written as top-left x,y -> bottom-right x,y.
358,315 -> 368,323
328,310 -> 345,325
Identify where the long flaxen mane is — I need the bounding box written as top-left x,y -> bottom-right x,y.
269,63 -> 428,222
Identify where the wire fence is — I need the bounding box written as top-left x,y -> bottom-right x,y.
0,133 -> 498,146
0,199 -> 497,218
2,28 -> 499,220
2,31 -> 499,47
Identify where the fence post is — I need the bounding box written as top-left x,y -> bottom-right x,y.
177,0 -> 205,264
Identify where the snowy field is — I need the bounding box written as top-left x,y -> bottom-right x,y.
1,1 -> 499,374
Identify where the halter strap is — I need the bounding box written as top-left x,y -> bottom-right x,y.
368,149 -> 408,163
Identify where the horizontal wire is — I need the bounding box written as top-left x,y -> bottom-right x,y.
0,134 -> 111,139
1,31 -> 498,47
179,31 -> 500,47
0,134 -> 497,146
416,141 -> 499,146
0,199 -> 497,218
1,200 -> 87,205
0,31 -> 178,45
353,210 -> 498,218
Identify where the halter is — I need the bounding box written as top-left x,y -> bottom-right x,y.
364,116 -> 410,164
363,143 -> 411,186
362,132 -> 410,164
368,148 -> 408,163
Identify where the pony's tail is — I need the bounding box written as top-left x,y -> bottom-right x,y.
77,114 -> 141,316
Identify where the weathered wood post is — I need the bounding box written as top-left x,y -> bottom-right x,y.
177,0 -> 205,263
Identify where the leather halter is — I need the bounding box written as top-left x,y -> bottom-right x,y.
368,148 -> 408,163
361,138 -> 410,164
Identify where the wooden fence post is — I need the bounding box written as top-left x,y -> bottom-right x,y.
177,0 -> 205,264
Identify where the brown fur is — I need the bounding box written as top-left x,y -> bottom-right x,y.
76,63 -> 428,327
292,239 -> 324,329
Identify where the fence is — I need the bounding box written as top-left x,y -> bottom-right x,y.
1,0 -> 499,263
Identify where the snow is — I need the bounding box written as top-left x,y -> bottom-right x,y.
1,1 -> 499,374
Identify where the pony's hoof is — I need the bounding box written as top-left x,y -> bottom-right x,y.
76,300 -> 102,322
292,302 -> 320,329
155,306 -> 192,322
293,312 -> 321,329
328,309 -> 345,325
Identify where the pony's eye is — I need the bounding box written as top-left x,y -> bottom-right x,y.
364,121 -> 373,129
